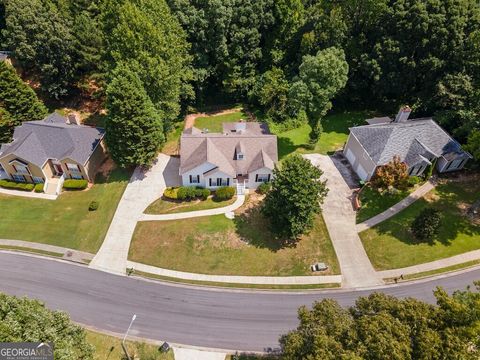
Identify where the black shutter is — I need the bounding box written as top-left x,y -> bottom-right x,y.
267,174 -> 271,182
209,178 -> 212,187
227,178 -> 230,186
197,175 -> 200,183
189,175 -> 192,183
255,174 -> 258,182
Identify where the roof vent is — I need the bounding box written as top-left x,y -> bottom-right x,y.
67,112 -> 82,126
202,128 -> 209,134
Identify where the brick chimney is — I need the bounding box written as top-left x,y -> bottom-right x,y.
394,106 -> 412,123
67,112 -> 82,126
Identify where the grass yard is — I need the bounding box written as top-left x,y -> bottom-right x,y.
85,329 -> 174,360
356,185 -> 416,223
161,122 -> 183,155
360,180 -> 480,270
0,168 -> 130,253
195,109 -> 248,133
275,111 -> 368,159
144,196 -> 236,214
130,198 -> 339,276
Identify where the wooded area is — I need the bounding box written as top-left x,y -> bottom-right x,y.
1,0 -> 479,164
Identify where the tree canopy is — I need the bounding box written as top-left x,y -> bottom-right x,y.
0,292 -> 94,360
262,154 -> 328,240
281,282 -> 480,360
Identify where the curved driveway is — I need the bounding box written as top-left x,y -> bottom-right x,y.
1,252 -> 479,352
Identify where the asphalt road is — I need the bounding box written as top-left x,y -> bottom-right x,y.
1,252 -> 479,352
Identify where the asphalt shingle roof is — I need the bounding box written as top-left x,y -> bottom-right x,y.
350,119 -> 470,167
0,113 -> 105,167
180,122 -> 278,176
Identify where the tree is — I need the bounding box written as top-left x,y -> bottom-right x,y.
262,154 -> 328,239
289,47 -> 348,145
252,67 -> 290,122
465,130 -> 480,162
3,0 -> 77,98
371,156 -> 409,190
280,285 -> 480,359
411,208 -> 442,242
0,292 -> 94,360
103,0 -> 192,130
105,65 -> 164,167
0,61 -> 48,142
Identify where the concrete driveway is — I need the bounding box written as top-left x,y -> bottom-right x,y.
304,154 -> 382,288
89,154 -> 180,274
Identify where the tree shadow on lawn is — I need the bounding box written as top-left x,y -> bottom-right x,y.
374,186 -> 480,246
233,205 -> 300,252
277,136 -> 304,160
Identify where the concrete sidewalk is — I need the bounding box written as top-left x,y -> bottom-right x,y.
139,195 -> 246,221
356,180 -> 436,232
128,260 -> 342,285
0,187 -> 57,200
304,154 -> 382,288
89,155 -> 180,274
173,347 -> 226,360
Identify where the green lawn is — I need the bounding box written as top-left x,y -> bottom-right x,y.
275,111 -> 368,159
144,196 -> 236,214
130,202 -> 339,276
195,110 -> 248,133
356,185 -> 415,223
360,181 -> 480,270
0,168 -> 130,253
85,329 -> 174,360
161,122 -> 183,155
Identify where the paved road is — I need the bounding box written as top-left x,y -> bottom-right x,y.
1,253 -> 479,352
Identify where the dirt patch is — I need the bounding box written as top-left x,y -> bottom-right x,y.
97,158 -> 116,178
184,108 -> 254,130
235,192 -> 265,215
195,229 -> 246,251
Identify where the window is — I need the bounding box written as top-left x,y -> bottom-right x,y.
189,175 -> 200,184
256,174 -> 270,182
216,178 -> 229,186
237,153 -> 244,160
32,176 -> 44,184
66,163 -> 80,172
71,174 -> 83,180
12,174 -> 25,182
12,163 -> 30,175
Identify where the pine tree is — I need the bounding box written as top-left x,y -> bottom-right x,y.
105,65 -> 164,167
0,61 -> 47,142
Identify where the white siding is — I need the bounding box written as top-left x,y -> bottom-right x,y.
181,162 -> 216,188
343,134 -> 377,180
204,170 -> 234,189
247,167 -> 273,189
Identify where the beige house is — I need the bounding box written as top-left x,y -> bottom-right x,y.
0,113 -> 107,195
344,107 -> 472,181
179,122 -> 278,192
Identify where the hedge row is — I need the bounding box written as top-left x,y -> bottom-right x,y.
0,180 -> 35,191
215,186 -> 235,200
34,183 -> 44,193
164,186 -> 211,201
63,179 -> 88,190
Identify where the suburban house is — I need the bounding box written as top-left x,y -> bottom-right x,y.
0,112 -> 107,194
179,122 -> 278,191
344,106 -> 472,181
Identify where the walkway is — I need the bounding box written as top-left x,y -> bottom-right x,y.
128,260 -> 342,285
378,249 -> 480,279
304,154 -> 382,288
89,155 -> 181,274
356,179 -> 436,232
139,195 -> 246,221
0,187 -> 57,200
173,347 -> 227,360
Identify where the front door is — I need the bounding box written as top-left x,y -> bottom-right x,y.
53,164 -> 63,176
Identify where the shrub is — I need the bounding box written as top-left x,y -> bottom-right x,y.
185,186 -> 197,200
0,179 -> 34,191
408,176 -> 422,187
197,188 -> 210,200
176,186 -> 187,200
163,187 -> 178,200
411,208 -> 442,241
34,183 -> 44,193
257,182 -> 271,194
63,179 -> 88,190
88,201 -> 99,211
215,186 -> 235,200
372,156 -> 409,190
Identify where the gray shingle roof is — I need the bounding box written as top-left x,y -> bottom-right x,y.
180,122 -> 278,176
350,119 -> 471,167
0,113 -> 105,167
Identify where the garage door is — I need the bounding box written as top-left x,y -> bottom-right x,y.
356,163 -> 368,181
345,148 -> 356,165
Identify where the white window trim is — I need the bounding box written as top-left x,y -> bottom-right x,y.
257,174 -> 270,182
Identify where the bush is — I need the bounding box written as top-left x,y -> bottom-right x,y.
0,179 -> 34,191
34,183 -> 44,193
197,188 -> 211,200
257,182 -> 271,194
163,187 -> 178,200
185,186 -> 197,200
411,208 -> 442,241
215,186 -> 235,200
408,176 -> 422,187
88,201 -> 99,211
63,179 -> 88,190
372,156 -> 409,190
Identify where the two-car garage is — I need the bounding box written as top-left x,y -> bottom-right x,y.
343,136 -> 375,181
